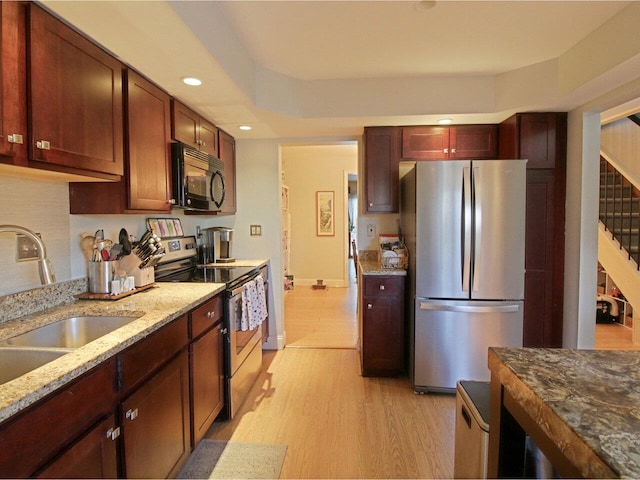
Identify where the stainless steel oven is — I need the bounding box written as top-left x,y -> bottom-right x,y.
154,236 -> 267,420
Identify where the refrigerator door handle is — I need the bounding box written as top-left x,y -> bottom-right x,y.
472,166 -> 481,293
462,166 -> 472,293
419,302 -> 521,314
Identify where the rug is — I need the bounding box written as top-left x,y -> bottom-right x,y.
177,439 -> 287,479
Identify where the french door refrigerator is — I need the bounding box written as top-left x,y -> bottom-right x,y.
401,160 -> 526,393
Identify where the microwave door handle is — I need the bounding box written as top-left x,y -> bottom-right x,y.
210,170 -> 226,209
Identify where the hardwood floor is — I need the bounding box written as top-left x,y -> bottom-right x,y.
206,272 -> 457,478
595,322 -> 640,350
205,269 -> 639,477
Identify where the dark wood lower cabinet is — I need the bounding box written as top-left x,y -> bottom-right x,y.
191,322 -> 224,446
36,415 -> 119,479
121,351 -> 191,479
360,275 -> 406,376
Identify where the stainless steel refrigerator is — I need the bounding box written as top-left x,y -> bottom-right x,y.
401,160 -> 526,393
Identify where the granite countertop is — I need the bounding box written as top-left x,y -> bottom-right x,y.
0,282 -> 225,423
489,347 -> 640,478
358,251 -> 407,276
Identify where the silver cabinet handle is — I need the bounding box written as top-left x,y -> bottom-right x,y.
369,202 -> 373,207
106,427 -> 121,440
7,134 -> 23,144
367,304 -> 373,309
206,311 -> 216,318
379,285 -> 385,290
451,148 -> 456,153
126,408 -> 138,421
36,140 -> 51,150
221,327 -> 228,335
443,148 -> 449,153
201,141 -> 206,147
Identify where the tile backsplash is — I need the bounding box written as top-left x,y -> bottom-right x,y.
0,174 -> 72,295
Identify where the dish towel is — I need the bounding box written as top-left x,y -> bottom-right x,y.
240,275 -> 268,331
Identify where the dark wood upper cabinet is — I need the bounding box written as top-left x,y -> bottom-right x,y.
402,125 -> 498,160
27,4 -> 123,178
171,99 -> 218,157
499,112 -> 567,348
69,69 -> 172,213
124,69 -> 172,211
364,126 -> 400,214
0,2 -> 28,165
219,129 -> 237,214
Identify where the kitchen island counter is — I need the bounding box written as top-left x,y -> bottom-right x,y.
0,282 -> 225,423
488,347 -> 640,478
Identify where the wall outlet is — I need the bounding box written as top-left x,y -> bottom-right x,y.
16,233 -> 40,261
367,224 -> 376,237
250,225 -> 262,236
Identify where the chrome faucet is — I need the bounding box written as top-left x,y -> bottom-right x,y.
0,224 -> 56,285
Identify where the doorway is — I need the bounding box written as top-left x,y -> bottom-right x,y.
281,143 -> 358,348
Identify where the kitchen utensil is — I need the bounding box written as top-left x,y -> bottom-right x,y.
109,244 -> 123,261
119,228 -> 132,256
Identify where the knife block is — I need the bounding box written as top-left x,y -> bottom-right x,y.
118,254 -> 155,287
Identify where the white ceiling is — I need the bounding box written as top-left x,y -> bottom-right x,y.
43,0 -> 636,139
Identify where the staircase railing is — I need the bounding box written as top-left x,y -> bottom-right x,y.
600,155 -> 640,269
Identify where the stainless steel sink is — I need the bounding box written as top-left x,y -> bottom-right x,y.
0,348 -> 68,385
0,315 -> 139,349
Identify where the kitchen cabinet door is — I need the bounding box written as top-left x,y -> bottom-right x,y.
35,414 -> 119,479
125,69 -> 172,211
190,322 -> 224,445
219,129 -> 237,214
0,1 -> 28,165
172,99 -> 219,157
402,126 -> 449,160
121,351 -> 191,479
402,125 -> 497,160
364,126 -> 400,213
499,112 -> 567,347
450,125 -> 498,159
0,359 -> 117,478
27,4 -> 123,178
69,69 -> 172,213
360,275 -> 405,376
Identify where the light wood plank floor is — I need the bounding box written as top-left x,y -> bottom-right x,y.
206,271 -> 639,477
207,274 -> 457,479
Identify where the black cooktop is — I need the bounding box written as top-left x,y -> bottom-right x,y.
157,265 -> 257,286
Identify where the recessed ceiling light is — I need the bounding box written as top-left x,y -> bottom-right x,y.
181,76 -> 202,86
239,125 -> 252,131
438,118 -> 453,125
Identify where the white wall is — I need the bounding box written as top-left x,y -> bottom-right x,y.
563,77 -> 640,348
282,144 -> 357,286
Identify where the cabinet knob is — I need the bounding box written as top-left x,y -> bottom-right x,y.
126,408 -> 139,421
221,327 -> 228,335
36,140 -> 51,150
369,202 -> 373,207
201,141 -> 206,147
451,148 -> 456,153
206,311 -> 216,318
168,198 -> 176,205
367,303 -> 373,309
7,134 -> 23,144
379,285 -> 385,290
106,427 -> 121,441
443,148 -> 449,154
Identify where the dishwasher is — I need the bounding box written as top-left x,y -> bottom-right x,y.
454,380 -> 490,479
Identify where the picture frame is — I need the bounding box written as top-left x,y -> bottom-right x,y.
316,191 -> 335,236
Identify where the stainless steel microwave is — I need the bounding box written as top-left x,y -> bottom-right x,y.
171,142 -> 226,211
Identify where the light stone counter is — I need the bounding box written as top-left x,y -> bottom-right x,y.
488,347 -> 640,478
0,282 -> 224,423
358,251 -> 407,276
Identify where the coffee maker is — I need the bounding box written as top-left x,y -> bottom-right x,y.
199,227 -> 235,264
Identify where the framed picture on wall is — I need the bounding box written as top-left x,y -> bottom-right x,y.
316,190 -> 335,236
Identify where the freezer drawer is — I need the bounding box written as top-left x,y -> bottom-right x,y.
454,381 -> 490,479
413,299 -> 523,392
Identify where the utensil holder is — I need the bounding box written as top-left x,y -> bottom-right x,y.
89,261 -> 117,294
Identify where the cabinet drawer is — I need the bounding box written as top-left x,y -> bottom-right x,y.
191,295 -> 223,339
0,358 -> 117,478
364,276 -> 404,297
119,315 -> 188,393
